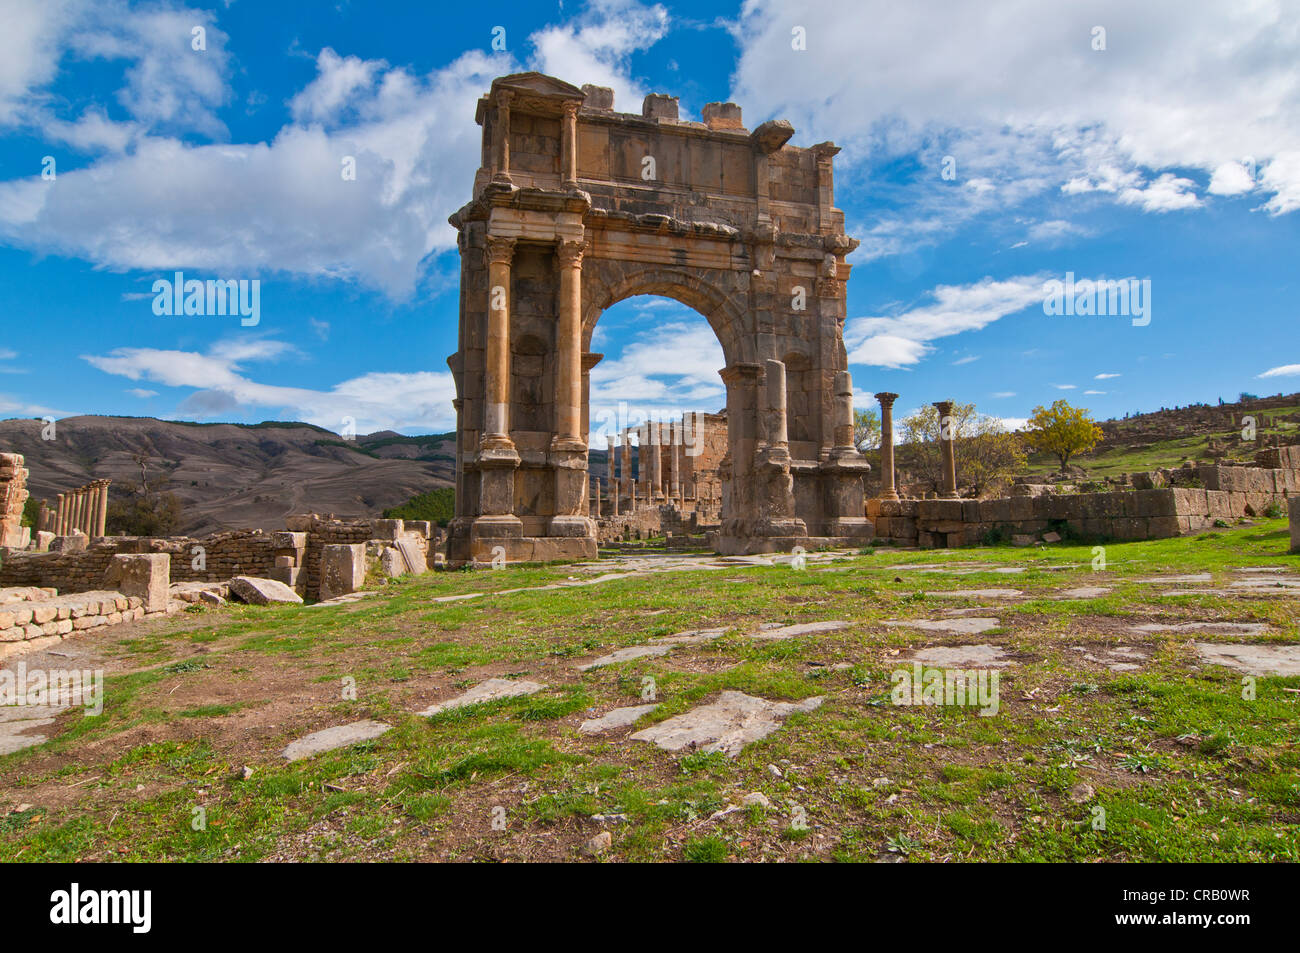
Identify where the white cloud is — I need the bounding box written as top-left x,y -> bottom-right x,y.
1258,363 -> 1300,379
82,337 -> 455,432
1207,160 -> 1257,197
846,275 -> 1046,368
528,0 -> 670,112
951,355 -> 979,366
0,348 -> 17,360
126,388 -> 158,398
991,391 -> 1016,398
999,417 -> 1029,431
1117,173 -> 1201,213
1026,219 -> 1092,244
1053,384 -> 1077,390
730,0 -> 1300,256
1094,372 -> 1120,379
0,1 -> 672,298
1083,389 -> 1105,395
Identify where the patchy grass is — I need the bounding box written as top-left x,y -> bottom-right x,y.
1,520 -> 1296,862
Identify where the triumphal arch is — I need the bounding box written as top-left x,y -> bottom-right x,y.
446,72 -> 873,564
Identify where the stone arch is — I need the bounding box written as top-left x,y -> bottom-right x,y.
444,71 -> 873,565
581,264 -> 750,367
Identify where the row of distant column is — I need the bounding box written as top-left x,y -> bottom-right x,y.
598,417 -> 696,517
874,394 -> 958,500
41,480 -> 111,538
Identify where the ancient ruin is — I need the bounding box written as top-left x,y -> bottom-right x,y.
445,73 -> 872,565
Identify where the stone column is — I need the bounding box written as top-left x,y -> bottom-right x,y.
84,485 -> 97,536
764,359 -> 789,450
71,489 -> 84,536
669,420 -> 682,506
37,499 -> 49,533
649,420 -> 663,501
554,241 -> 585,446
876,392 -> 900,501
95,480 -> 110,537
935,400 -> 958,499
55,493 -> 66,535
471,236 -> 523,552
832,371 -> 855,451
549,239 -> 592,539
622,427 -> 632,501
492,89 -> 513,185
483,236 -> 516,449
608,434 -> 620,516
561,101 -> 579,187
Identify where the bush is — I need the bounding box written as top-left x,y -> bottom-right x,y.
383,487 -> 455,526
1264,500 -> 1287,519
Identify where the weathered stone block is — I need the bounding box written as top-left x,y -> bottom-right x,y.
1290,496 -> 1300,553
370,519 -> 403,541
103,553 -> 170,612
229,576 -> 303,605
320,544 -> 367,601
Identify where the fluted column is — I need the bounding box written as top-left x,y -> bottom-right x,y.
649,421 -> 663,501
669,420 -> 682,504
561,101 -> 579,187
553,241 -> 585,448
482,236 -> 516,450
55,493 -> 66,535
935,400 -> 958,498
764,359 -> 789,449
493,90 -> 513,185
877,392 -> 900,500
832,371 -> 855,450
95,480 -> 110,537
608,435 -> 619,516
71,490 -> 84,535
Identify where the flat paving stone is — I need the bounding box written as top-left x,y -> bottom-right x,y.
308,591 -> 378,608
749,620 -> 852,640
1129,621 -> 1271,635
630,691 -> 824,757
1228,578 -> 1300,590
1056,587 -> 1113,599
418,678 -> 546,716
0,705 -> 67,755
1194,642 -> 1300,676
578,644 -> 674,671
1070,645 -> 1148,672
648,627 -> 727,645
1135,574 -> 1213,583
906,644 -> 1015,667
883,617 -> 1001,635
282,719 -> 391,761
578,704 -> 660,735
928,589 -> 1022,599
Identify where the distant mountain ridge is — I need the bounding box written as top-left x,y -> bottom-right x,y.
0,415 -> 456,536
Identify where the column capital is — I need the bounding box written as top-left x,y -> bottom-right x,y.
485,235 -> 516,266
933,399 -> 954,414
556,239 -> 586,268
876,391 -> 899,408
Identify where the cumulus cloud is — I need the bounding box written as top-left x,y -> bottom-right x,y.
846,275 -> 1047,368
730,0 -> 1300,257
0,0 -> 673,299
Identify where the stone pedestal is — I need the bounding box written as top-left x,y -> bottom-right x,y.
1290,496 -> 1300,553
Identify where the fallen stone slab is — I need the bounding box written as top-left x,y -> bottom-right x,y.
648,627 -> 728,645
1159,588 -> 1300,598
418,677 -> 546,716
1056,587 -> 1113,599
0,705 -> 67,755
882,617 -> 1001,635
906,644 -> 1016,668
928,589 -> 1022,599
578,644 -> 674,671
578,703 -> 660,735
749,620 -> 852,640
1070,645 -> 1147,672
1228,578 -> 1300,590
1194,642 -> 1300,677
1129,621 -> 1270,635
307,590 -> 378,608
1134,573 -> 1212,584
629,691 -> 823,757
282,719 -> 391,761
229,576 -> 303,606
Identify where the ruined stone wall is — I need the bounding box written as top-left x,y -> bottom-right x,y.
0,453 -> 30,549
871,475 -> 1295,549
0,533 -> 278,592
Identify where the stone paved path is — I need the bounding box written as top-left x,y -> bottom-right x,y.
629,691 -> 824,757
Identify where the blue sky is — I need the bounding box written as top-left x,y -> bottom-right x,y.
1,0 -> 1297,439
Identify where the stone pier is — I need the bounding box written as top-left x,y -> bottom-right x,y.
876,392 -> 900,501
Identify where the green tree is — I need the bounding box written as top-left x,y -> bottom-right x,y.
853,407 -> 881,452
383,487 -> 455,526
1025,400 -> 1103,472
106,452 -> 183,536
896,402 -> 1024,495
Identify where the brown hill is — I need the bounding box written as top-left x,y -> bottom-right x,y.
0,416 -> 455,536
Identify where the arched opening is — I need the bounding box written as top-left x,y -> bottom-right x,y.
586,294 -> 730,528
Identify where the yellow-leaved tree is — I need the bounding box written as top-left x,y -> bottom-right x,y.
1025,400 -> 1104,472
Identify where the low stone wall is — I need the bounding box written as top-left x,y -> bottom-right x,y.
872,484 -> 1293,549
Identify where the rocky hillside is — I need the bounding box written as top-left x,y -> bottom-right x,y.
0,416 -> 456,536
